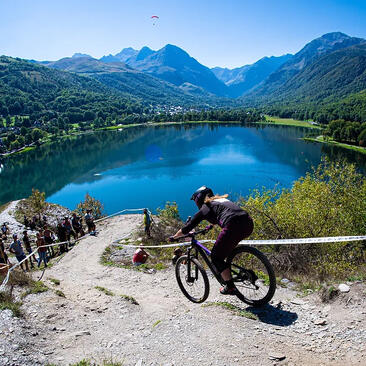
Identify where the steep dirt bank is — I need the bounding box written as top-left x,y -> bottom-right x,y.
0,214 -> 365,366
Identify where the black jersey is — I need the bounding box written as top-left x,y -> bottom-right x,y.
181,199 -> 248,234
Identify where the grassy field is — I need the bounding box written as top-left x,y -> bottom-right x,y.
304,136 -> 366,154
262,115 -> 322,129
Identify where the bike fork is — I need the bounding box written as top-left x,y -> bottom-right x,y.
186,247 -> 198,283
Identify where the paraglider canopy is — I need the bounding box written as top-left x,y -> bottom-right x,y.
151,15 -> 159,25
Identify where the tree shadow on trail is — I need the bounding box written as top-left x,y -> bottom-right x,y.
246,304 -> 298,326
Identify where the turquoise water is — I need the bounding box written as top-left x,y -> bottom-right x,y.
1,123 -> 364,219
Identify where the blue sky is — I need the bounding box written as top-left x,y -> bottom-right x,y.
1,0 -> 365,68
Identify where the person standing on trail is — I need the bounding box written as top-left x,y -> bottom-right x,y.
71,213 -> 84,238
143,208 -> 151,237
43,225 -> 55,257
9,234 -> 29,271
84,209 -> 96,234
63,217 -> 76,242
57,220 -> 68,253
23,230 -> 37,268
36,232 -> 47,268
0,238 -> 9,266
170,186 -> 254,295
1,223 -> 9,240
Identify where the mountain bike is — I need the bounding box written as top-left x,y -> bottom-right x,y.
170,226 -> 276,307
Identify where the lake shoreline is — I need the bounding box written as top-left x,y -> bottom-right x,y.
2,118 -> 320,159
304,136 -> 366,155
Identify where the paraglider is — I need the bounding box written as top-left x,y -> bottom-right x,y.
151,15 -> 159,26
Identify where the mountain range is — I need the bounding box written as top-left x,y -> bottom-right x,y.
2,31 -> 366,117
248,32 -> 366,103
94,32 -> 366,107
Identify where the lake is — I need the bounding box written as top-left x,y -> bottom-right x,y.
1,123 -> 365,219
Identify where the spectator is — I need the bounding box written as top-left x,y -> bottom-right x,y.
63,217 -> 76,242
84,209 -> 96,234
57,220 -> 68,253
30,216 -> 37,231
132,247 -> 149,266
22,230 -> 37,268
23,215 -> 30,228
43,225 -> 55,257
172,248 -> 183,265
1,222 -> 9,240
71,213 -> 85,238
0,238 -> 9,266
36,232 -> 47,268
143,208 -> 152,238
9,234 -> 29,271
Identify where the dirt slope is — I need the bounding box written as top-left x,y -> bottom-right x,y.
2,215 -> 365,366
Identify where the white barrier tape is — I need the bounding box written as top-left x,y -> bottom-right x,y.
1,207 -> 148,291
0,231 -> 95,291
95,208 -> 147,223
113,240 -> 192,249
235,235 -> 366,245
113,235 -> 366,249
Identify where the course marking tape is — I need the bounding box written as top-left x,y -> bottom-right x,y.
0,208 -> 148,291
113,235 -> 366,249
2,205 -> 366,291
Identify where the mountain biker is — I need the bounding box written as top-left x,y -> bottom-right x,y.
170,186 -> 254,295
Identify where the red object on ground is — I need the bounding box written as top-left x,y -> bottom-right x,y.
132,249 -> 147,264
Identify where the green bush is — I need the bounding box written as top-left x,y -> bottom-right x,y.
27,188 -> 47,215
241,158 -> 366,280
75,192 -> 104,219
157,201 -> 181,222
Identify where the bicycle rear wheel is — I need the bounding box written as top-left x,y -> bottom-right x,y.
228,245 -> 276,307
175,255 -> 209,303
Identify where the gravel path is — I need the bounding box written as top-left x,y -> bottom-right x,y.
0,200 -> 24,235
1,214 -> 365,366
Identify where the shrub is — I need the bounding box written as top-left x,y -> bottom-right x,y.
240,158 -> 366,280
75,192 -> 104,219
156,201 -> 181,222
27,188 -> 46,215
0,291 -> 23,317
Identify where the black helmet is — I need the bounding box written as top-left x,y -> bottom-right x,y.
191,186 -> 214,208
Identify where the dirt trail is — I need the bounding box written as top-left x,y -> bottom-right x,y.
8,215 -> 366,366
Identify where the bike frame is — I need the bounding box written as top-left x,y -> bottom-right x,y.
186,237 -> 224,285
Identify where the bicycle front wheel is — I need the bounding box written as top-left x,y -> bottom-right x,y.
175,255 -> 209,303
228,245 -> 276,307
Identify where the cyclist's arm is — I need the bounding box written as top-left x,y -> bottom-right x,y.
181,208 -> 206,235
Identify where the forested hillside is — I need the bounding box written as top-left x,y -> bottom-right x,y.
0,56 -> 144,121
42,56 -> 217,105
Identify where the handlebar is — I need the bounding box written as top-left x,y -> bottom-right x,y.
169,225 -> 213,243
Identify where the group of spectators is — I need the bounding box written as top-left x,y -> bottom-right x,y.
0,209 -> 96,272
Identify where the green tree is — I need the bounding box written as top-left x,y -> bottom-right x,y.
75,193 -> 104,219
20,126 -> 28,136
27,188 -> 47,215
31,128 -> 43,142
